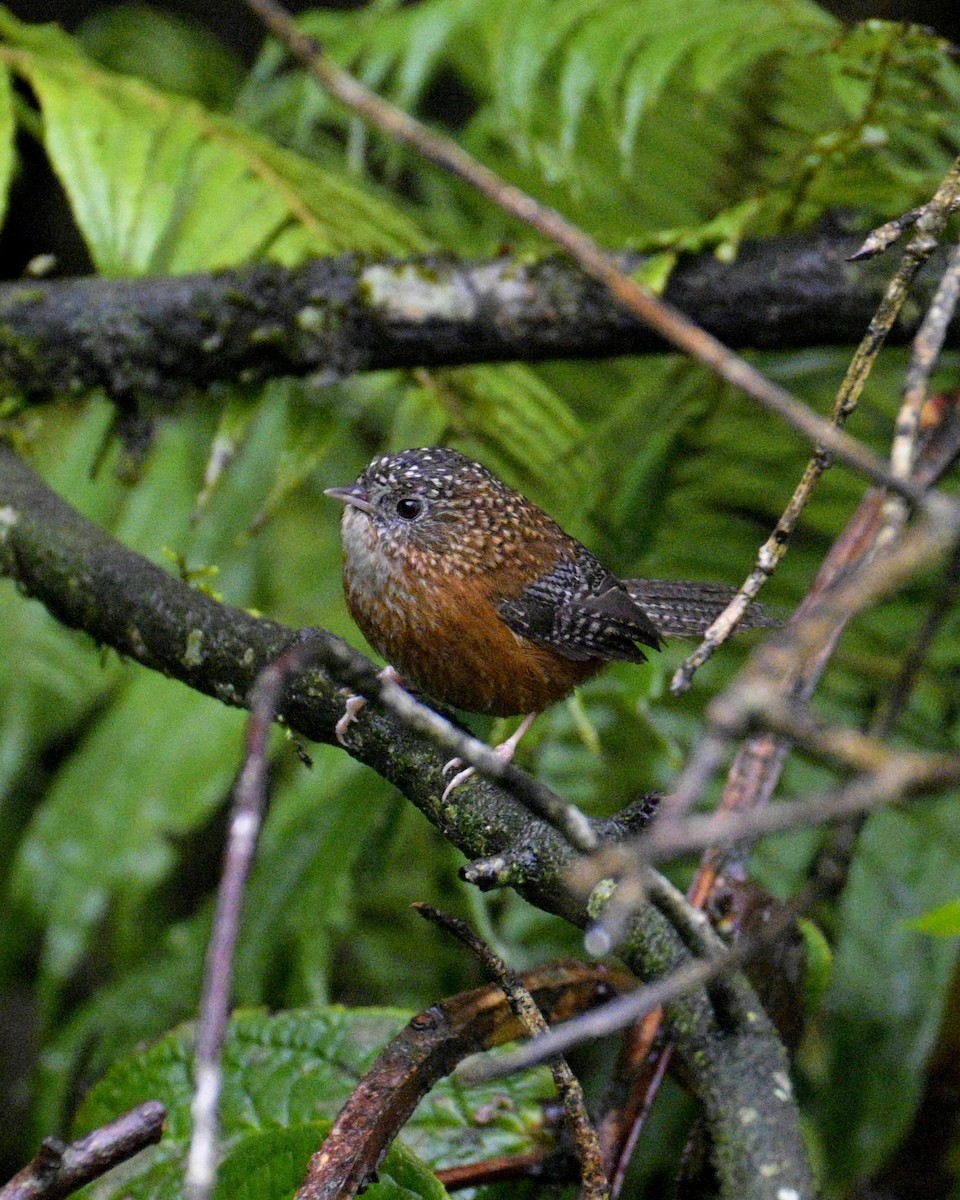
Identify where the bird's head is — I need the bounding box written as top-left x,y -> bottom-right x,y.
325,447 -> 533,571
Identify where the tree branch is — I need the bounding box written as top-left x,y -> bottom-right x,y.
0,1103 -> 166,1200
1,231 -> 955,406
0,445 -> 812,1200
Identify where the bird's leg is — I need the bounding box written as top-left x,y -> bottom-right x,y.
334,664 -> 405,746
441,711 -> 539,801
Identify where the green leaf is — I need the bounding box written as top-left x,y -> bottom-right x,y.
234,750 -> 395,1005
815,801 -> 960,1188
0,8 -> 422,274
0,60 -> 14,229
212,1124 -> 451,1200
13,674 -> 247,993
797,918 -> 832,1016
908,898 -> 960,936
77,4 -> 243,110
31,750 -> 389,1134
74,1006 -> 555,1199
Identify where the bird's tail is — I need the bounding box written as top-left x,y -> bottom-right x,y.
624,578 -> 780,638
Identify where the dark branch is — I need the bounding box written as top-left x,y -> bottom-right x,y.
1,231 -> 954,406
0,1102 -> 166,1200
0,442 -> 595,849
292,961 -> 630,1200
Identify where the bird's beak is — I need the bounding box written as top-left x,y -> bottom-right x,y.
324,484 -> 376,515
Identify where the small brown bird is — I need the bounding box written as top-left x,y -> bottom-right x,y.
326,447 -> 772,788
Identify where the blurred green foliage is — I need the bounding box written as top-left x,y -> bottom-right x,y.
77,4 -> 244,110
0,3 -> 959,1197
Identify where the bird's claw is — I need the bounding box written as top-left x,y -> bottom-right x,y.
441,760 -> 475,801
334,666 -> 405,747
439,712 -> 538,800
335,692 -> 367,746
440,735 -> 521,802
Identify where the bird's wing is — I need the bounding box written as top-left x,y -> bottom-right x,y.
497,553 -> 663,663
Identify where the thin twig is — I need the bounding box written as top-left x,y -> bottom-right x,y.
660,494 -> 960,831
847,195 -> 960,260
460,928 -> 760,1086
294,960 -> 632,1200
613,751 -> 960,863
673,157 -> 960,693
243,0 -> 928,507
415,904 -> 610,1200
185,642 -> 313,1200
435,1149 -> 570,1191
885,237 -> 960,537
847,206 -> 926,260
0,1103 -> 166,1200
593,478 -> 896,1187
470,862 -> 836,1085
708,686 -> 915,774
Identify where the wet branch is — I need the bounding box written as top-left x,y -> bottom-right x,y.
2,233 -> 954,407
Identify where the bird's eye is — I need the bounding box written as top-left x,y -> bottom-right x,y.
396,496 -> 424,520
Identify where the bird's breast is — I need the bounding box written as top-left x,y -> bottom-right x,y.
339,512 -> 600,716
339,507 -> 423,622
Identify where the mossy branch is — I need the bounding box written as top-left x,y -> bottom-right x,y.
0,230 -> 949,406
0,442 -> 812,1199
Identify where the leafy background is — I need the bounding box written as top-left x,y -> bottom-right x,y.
1,2 -> 960,1197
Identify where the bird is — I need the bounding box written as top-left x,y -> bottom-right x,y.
325,447 -> 774,792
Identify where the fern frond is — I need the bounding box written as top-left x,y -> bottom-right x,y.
242,2 -> 960,255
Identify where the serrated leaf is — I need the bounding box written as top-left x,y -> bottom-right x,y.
213,1124 -> 450,1200
74,1006 -> 555,1198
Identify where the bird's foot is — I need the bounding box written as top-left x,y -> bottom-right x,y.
335,692 -> 367,746
440,713 -> 538,801
440,758 -> 484,802
334,665 -> 405,746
